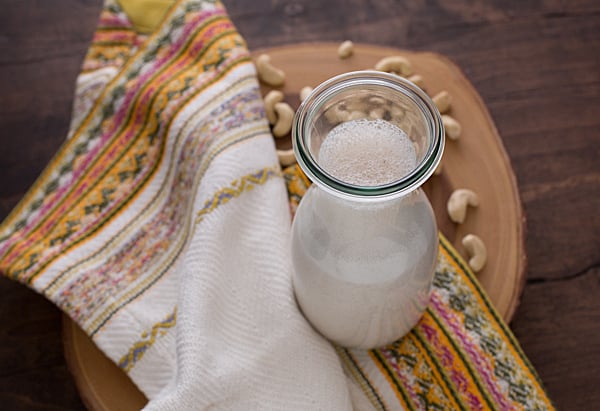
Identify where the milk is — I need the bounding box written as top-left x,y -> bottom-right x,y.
291,118 -> 437,349
318,118 -> 417,186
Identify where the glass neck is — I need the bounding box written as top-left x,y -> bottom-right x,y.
292,71 -> 444,202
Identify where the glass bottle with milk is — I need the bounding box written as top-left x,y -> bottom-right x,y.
291,71 -> 444,349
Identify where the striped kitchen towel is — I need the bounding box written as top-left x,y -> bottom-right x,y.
0,0 -> 553,409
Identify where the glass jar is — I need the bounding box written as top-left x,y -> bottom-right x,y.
290,71 -> 444,349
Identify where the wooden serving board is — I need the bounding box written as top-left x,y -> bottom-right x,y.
63,43 -> 526,410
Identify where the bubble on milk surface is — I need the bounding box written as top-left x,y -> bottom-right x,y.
317,118 -> 417,186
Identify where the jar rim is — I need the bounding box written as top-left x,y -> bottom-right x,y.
292,70 -> 445,201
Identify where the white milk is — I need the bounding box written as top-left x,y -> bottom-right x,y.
318,118 -> 417,186
291,119 -> 437,349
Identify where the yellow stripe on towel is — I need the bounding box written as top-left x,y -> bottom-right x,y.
118,0 -> 177,33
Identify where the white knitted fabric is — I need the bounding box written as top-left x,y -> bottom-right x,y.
143,138 -> 352,410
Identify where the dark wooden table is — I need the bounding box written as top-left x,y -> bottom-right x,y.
0,1 -> 598,410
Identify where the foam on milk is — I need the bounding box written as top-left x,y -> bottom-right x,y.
318,118 -> 417,186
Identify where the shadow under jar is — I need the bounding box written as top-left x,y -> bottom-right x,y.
291,71 -> 445,349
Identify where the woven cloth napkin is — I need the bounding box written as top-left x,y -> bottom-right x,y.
0,0 -> 554,410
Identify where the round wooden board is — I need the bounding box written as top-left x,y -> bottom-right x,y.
63,43 -> 526,410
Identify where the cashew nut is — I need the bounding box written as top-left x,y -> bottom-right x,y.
324,96 -> 381,123
338,40 -> 354,59
368,96 -> 387,106
442,115 -> 462,140
255,54 -> 285,86
447,188 -> 479,223
374,56 -> 413,76
368,107 -> 385,119
432,91 -> 452,114
299,86 -> 313,102
272,102 -> 295,137
462,234 -> 487,273
277,148 -> 296,167
348,110 -> 365,121
324,103 -> 351,123
407,74 -> 424,89
412,140 -> 420,154
434,160 -> 443,175
264,90 -> 284,124
389,105 -> 406,121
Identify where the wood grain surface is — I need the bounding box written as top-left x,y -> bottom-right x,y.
0,1 -> 598,410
